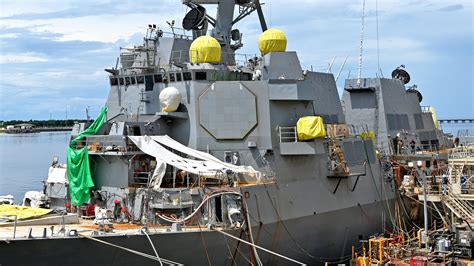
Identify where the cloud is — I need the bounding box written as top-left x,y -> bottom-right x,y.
0,53 -> 48,63
0,14 -> 173,43
0,33 -> 19,38
0,0 -> 472,120
437,4 -> 464,12
0,0 -> 75,18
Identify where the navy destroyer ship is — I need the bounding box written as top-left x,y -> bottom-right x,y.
0,1 -> 449,265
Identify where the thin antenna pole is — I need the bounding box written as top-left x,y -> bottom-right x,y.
376,0 -> 381,77
357,0 -> 366,86
335,55 -> 349,82
327,56 -> 336,73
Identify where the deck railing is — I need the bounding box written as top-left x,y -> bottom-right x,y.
279,126 -> 298,143
449,145 -> 474,160
74,136 -> 140,153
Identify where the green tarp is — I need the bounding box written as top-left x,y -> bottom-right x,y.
67,107 -> 107,206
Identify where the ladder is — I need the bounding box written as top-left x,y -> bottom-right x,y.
443,192 -> 474,220
443,145 -> 474,221
447,162 -> 465,194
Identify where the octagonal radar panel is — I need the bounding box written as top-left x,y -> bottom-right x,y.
199,82 -> 257,140
391,65 -> 411,84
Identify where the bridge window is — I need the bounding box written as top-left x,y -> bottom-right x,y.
183,72 -> 192,81
131,76 -> 136,85
176,73 -> 182,82
169,73 -> 175,82
145,75 -> 154,91
195,71 -> 207,80
110,77 -> 118,86
119,77 -> 124,85
125,77 -> 131,86
154,74 -> 163,83
137,76 -> 144,84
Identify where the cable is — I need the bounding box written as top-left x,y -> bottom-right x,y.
157,190 -> 241,223
141,228 -> 163,266
261,184 -> 356,264
220,222 -> 238,266
79,233 -> 182,265
242,198 -> 263,266
214,229 -> 307,265
198,224 -> 212,266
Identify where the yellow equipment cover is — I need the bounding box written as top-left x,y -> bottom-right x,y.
0,205 -> 52,221
258,28 -> 287,55
360,130 -> 375,141
189,36 -> 221,64
297,116 -> 326,141
428,106 -> 439,129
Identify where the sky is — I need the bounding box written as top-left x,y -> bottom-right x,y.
0,0 -> 472,127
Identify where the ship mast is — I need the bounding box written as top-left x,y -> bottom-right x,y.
182,0 -> 267,47
357,0 -> 366,86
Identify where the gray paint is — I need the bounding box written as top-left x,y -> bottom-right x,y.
199,82 -> 257,139
32,1 -> 412,262
279,142 -> 317,155
342,77 -> 446,153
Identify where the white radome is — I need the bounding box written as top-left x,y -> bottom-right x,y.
159,87 -> 181,112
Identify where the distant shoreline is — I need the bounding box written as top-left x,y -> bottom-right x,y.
0,127 -> 72,134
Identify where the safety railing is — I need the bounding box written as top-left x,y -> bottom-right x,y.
279,126 -> 298,143
443,187 -> 474,220
75,136 -> 140,153
120,54 -> 155,69
131,171 -> 150,186
415,174 -> 474,197
0,215 -> 18,238
421,106 -> 432,113
347,124 -> 369,136
389,141 -> 440,155
171,49 -> 257,66
170,50 -> 190,64
449,145 -> 474,160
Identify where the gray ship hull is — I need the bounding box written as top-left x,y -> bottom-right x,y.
0,200 -> 389,266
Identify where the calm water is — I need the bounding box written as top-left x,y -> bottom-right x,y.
0,132 -> 70,204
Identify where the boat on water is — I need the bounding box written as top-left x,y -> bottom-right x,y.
0,1 -> 451,265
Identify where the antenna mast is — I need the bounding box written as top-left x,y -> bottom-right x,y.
376,0 -> 381,77
357,0 -> 366,86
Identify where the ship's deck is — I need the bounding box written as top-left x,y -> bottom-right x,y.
0,216 -> 215,240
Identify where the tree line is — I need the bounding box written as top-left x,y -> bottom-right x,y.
0,119 -> 89,128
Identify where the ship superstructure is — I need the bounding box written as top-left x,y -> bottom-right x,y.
0,1 -> 452,265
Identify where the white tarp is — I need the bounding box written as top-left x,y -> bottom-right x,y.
22,191 -> 46,208
47,166 -> 68,184
129,136 -> 225,175
128,136 -> 261,181
149,159 -> 166,190
151,135 -> 258,174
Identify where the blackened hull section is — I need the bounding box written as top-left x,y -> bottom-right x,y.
0,200 -> 389,266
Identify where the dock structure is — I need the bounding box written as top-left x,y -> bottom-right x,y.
415,145 -> 474,223
347,145 -> 474,265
